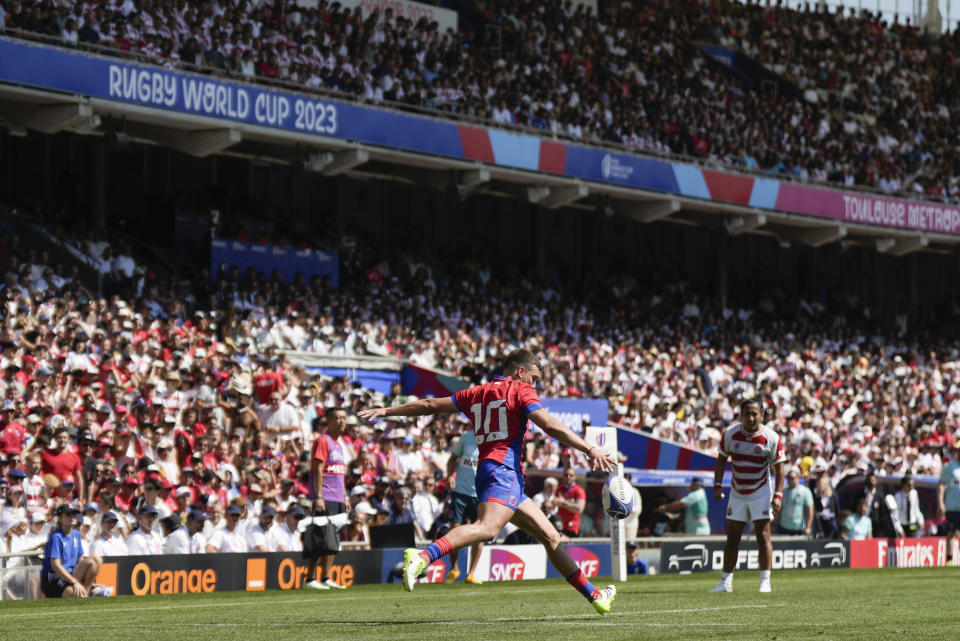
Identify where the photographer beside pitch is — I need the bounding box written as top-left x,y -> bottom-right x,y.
709,398 -> 785,594
358,348 -> 618,615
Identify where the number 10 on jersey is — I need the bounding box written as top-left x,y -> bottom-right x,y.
470,400 -> 508,444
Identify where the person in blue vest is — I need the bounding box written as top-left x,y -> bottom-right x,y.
41,504 -> 111,598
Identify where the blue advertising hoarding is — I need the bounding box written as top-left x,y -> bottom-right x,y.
210,238 -> 338,286
563,146 -> 680,193
538,397 -> 609,434
303,367 -> 399,395
0,38 -> 466,158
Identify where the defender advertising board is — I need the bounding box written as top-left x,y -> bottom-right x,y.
660,539 -> 850,573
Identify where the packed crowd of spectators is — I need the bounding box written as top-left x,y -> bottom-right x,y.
4,0 -> 960,198
1,211 -> 960,580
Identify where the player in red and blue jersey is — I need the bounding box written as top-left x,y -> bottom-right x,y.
358,348 -> 618,615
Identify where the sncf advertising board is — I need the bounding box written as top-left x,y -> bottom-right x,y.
471,544 -> 610,582
472,545 -> 548,582
850,537 -> 949,569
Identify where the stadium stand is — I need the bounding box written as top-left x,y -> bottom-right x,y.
2,1 -> 960,565
0,208 -> 958,551
2,0 -> 960,197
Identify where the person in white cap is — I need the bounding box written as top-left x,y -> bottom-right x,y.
173,486 -> 193,520
1,510 -> 27,556
90,511 -> 128,557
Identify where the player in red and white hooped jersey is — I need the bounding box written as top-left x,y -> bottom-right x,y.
358,349 -> 619,615
710,398 -> 786,594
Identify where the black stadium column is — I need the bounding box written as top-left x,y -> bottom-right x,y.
717,228 -> 728,309
93,137 -> 107,230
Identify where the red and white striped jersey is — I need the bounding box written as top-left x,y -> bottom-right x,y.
719,423 -> 786,495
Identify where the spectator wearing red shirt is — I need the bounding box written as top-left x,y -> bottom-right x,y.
15,354 -> 37,387
0,401 -> 25,456
257,53 -> 279,78
555,467 -> 586,537
254,367 -> 285,405
40,428 -> 85,501
113,477 -> 136,513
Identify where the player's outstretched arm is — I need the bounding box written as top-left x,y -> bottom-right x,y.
358,397 -> 459,422
527,409 -> 615,472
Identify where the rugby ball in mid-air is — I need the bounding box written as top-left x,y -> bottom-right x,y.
602,475 -> 635,519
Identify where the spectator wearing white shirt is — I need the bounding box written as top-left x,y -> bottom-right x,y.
125,505 -> 164,555
243,484 -> 264,518
89,512 -> 128,557
278,505 -> 305,552
206,504 -> 248,552
395,435 -> 424,478
162,513 -> 191,554
112,245 -> 137,280
492,100 -> 514,125
174,509 -> 205,553
22,454 -> 44,510
411,478 -> 442,535
533,476 -> 559,518
257,393 -> 301,440
246,506 -> 283,551
894,474 -> 924,538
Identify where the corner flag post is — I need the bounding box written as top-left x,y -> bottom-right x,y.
584,426 -> 627,582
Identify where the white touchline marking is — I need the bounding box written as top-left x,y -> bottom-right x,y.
21,603 -> 782,628
0,587 -> 561,619
48,621 -> 807,630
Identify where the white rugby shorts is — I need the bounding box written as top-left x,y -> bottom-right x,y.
726,484 -> 772,523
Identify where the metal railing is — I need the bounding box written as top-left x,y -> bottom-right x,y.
0,550 -> 43,601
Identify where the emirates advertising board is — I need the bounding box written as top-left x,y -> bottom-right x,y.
849,537 -> 949,569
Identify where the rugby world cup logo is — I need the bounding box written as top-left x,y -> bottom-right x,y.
567,546 -> 601,577
599,153 -> 634,181
489,549 -> 526,581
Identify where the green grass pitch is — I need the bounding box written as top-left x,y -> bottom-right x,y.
1,568 -> 955,641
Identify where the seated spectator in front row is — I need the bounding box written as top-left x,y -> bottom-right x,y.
90,511 -> 128,556
126,504 -> 164,554
842,498 -> 873,540
206,504 -> 248,552
626,543 -> 649,575
41,504 -> 111,597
